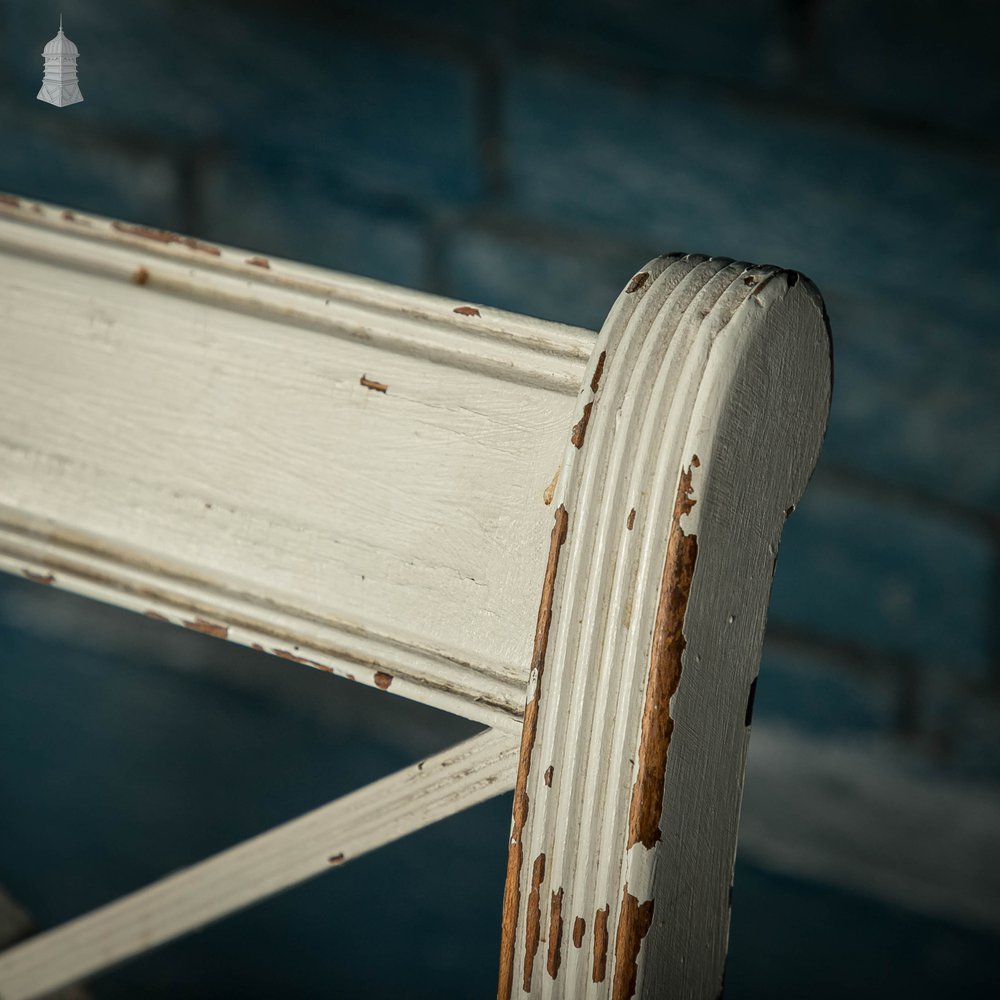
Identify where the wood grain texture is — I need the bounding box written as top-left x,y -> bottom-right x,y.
0,195 -> 596,731
0,728 -> 518,1000
498,256 -> 831,997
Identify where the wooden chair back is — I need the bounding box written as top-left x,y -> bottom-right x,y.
0,194 -> 831,999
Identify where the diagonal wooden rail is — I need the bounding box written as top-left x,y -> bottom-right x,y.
0,730 -> 517,1000
0,193 -> 831,999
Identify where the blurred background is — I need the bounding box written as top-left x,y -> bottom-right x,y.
1,0 -> 998,996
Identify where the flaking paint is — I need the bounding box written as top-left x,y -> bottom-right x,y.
590,351 -> 607,394
626,457 -> 700,850
593,904 -> 610,982
498,504 -> 568,1000
571,402 -> 593,449
523,853 -> 546,992
110,220 -> 220,256
612,885 -> 655,1000
547,888 -> 564,979
360,375 -> 389,393
625,272 -> 650,294
182,617 -> 228,639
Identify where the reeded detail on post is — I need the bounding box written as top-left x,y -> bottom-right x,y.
499,253 -> 831,997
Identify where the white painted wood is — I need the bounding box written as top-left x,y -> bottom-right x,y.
0,728 -> 518,1000
0,888 -> 91,1000
0,194 -> 595,732
498,257 -> 831,999
0,195 -> 832,998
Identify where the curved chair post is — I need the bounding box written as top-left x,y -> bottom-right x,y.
0,197 -> 828,999
499,256 -> 832,1000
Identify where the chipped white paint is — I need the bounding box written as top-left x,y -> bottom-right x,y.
0,728 -> 518,1000
0,196 -> 831,998
0,194 -> 593,732
499,258 -> 831,999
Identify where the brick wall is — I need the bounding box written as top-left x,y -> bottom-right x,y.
2,1 -> 998,995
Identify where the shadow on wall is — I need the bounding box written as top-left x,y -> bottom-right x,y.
0,0 -> 998,996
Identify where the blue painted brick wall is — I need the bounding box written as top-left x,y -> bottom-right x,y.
771,478 -> 992,673
2,0 -> 999,994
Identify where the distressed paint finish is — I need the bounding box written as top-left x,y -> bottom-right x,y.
626,457 -> 700,852
0,195 -> 596,733
0,195 -> 832,999
499,504 -> 570,1000
499,256 -> 831,997
0,729 -> 518,1000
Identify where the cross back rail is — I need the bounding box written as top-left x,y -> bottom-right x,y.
0,193 -> 831,999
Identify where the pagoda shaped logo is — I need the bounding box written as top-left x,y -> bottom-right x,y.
37,16 -> 83,107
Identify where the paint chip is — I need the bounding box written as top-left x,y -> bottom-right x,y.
627,508 -> 636,531
547,887 -> 564,979
590,350 -> 607,394
61,209 -> 91,226
523,853 -> 546,992
625,271 -> 650,294
182,618 -> 228,639
543,765 -> 554,787
543,467 -> 560,506
272,649 -> 334,673
132,266 -> 149,285
110,220 -> 221,255
593,904 -> 610,982
499,505 -> 569,1000
626,456 -> 700,850
328,853 -> 345,865
573,916 -> 586,949
571,401 -> 593,448
374,671 -> 393,689
360,374 -> 388,393
21,569 -> 55,585
245,256 -> 270,268
612,885 -> 655,1000
111,220 -> 222,257
453,305 -> 481,317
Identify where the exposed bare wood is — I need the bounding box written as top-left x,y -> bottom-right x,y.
0,194 -> 832,997
498,256 -> 831,997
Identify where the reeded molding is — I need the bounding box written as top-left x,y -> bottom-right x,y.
499,255 -> 832,999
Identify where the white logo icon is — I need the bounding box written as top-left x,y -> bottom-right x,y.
37,15 -> 83,107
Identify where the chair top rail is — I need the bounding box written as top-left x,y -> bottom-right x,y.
0,194 -> 597,732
